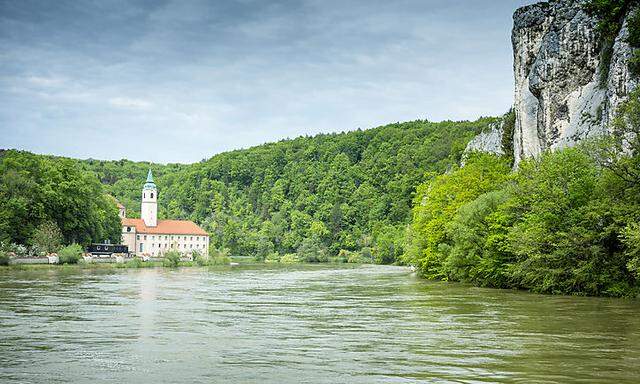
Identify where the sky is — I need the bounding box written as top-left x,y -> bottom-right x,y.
0,0 -> 534,164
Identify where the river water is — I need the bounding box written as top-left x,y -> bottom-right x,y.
0,264 -> 638,383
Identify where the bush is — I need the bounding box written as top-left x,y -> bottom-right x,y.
332,249 -> 352,263
265,252 -> 281,263
629,50 -> 640,77
162,250 -> 181,267
280,253 -> 300,264
207,247 -> 231,266
125,256 -> 144,268
0,251 -> 10,266
191,250 -> 209,266
346,248 -> 372,264
296,238 -> 328,263
58,243 -> 83,264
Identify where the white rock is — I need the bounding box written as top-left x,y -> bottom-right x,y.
511,0 -> 637,166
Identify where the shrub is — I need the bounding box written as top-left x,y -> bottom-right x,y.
346,248 -> 372,264
162,250 -> 181,267
622,222 -> 640,278
206,247 -> 231,266
0,251 -> 10,266
265,252 -> 281,263
333,249 -> 352,263
296,238 -> 328,263
58,243 -> 83,264
280,253 -> 300,264
126,256 -> 144,268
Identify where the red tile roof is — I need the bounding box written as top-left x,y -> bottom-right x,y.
122,218 -> 208,236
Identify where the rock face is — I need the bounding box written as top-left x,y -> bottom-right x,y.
462,121 -> 504,165
511,0 -> 637,165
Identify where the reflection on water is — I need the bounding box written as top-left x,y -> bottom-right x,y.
0,264 -> 639,383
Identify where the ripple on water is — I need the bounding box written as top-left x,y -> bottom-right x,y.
0,264 -> 639,383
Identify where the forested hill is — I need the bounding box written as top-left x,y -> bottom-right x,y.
78,118 -> 498,261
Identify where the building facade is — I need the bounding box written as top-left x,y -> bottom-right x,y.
121,170 -> 209,257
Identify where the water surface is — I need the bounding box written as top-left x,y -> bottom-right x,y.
0,264 -> 639,383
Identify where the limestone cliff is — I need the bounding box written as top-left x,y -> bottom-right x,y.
462,121 -> 505,165
511,0 -> 637,165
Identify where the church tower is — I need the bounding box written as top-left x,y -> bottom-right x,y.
141,169 -> 157,227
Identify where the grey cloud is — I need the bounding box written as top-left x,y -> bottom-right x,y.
0,0 -> 535,163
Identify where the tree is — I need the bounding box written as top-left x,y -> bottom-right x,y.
404,153 -> 511,278
296,237 -> 328,263
31,221 -> 63,254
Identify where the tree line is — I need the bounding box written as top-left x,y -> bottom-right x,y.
405,90 -> 640,297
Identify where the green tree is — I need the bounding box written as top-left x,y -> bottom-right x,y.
404,153 -> 511,278
296,237 -> 328,263
31,221 -> 63,254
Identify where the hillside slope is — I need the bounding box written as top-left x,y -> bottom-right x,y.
79,118 -> 497,261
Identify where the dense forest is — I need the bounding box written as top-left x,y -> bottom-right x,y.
0,150 -> 121,248
79,118 -> 496,263
0,118 -> 495,262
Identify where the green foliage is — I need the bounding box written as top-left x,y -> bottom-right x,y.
501,109 -> 516,163
58,243 -> 83,265
443,190 -> 512,287
584,1 -> 639,82
406,100 -> 640,296
75,118 -> 492,263
206,247 -> 231,266
333,249 -> 352,263
162,250 -> 181,267
624,223 -> 640,277
628,8 -> 640,46
265,252 -> 282,263
279,253 -> 300,264
30,221 -> 63,254
504,148 -> 633,295
404,153 -> 512,278
125,256 -> 144,268
629,50 -> 640,76
0,150 -> 121,246
296,237 -> 328,263
0,251 -> 9,266
585,0 -> 632,38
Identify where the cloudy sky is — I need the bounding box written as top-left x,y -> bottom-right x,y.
0,0 -> 532,163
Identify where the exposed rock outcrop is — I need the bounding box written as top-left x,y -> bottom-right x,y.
462,121 -> 505,165
511,0 -> 637,165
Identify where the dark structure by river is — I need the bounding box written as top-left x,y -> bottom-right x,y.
0,264 -> 638,383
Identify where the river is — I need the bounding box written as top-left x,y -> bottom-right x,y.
0,264 -> 638,383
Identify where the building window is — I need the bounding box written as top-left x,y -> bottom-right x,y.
127,227 -> 131,232
151,193 -> 154,199
144,235 -> 147,240
184,236 -> 187,240
190,236 -> 193,241
139,243 -> 143,252
136,235 -> 140,240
